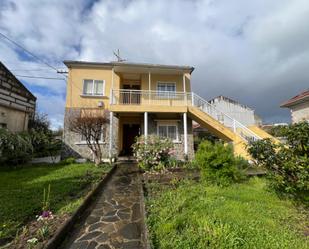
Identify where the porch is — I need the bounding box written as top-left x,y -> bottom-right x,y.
111,112 -> 194,160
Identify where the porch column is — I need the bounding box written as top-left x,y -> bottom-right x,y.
148,71 -> 151,104
110,67 -> 114,105
183,112 -> 188,156
183,73 -> 187,104
109,111 -> 113,159
144,112 -> 148,139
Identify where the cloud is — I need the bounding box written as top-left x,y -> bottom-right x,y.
0,0 -> 308,127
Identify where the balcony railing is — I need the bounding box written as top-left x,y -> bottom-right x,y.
111,89 -> 192,106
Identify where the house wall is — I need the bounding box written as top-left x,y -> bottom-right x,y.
290,101 -> 309,123
210,98 -> 256,127
0,105 -> 29,132
62,108 -> 119,160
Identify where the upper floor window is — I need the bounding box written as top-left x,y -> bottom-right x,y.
157,82 -> 176,98
83,79 -> 105,96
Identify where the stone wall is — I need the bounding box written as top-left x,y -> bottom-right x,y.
62,108 -> 118,160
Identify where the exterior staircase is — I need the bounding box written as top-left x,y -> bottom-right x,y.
188,93 -> 276,159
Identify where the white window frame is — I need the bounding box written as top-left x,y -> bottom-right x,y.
82,79 -> 105,96
156,121 -> 179,142
156,82 -> 177,98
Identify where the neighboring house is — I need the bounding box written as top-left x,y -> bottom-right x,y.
63,60 -> 270,161
0,62 -> 36,132
209,96 -> 262,128
280,89 -> 309,123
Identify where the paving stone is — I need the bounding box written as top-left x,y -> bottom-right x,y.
78,231 -> 101,241
119,223 -> 141,240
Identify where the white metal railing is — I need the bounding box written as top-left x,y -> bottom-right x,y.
111,89 -> 191,106
111,89 -> 261,142
191,93 -> 261,142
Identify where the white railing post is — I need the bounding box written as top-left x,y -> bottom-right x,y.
191,92 -> 194,106
233,119 -> 236,133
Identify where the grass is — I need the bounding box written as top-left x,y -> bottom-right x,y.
146,177 -> 309,249
0,162 -> 111,240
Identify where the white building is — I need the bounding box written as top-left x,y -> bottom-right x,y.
209,96 -> 261,128
280,89 -> 309,123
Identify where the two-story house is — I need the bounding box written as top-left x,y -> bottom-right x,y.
63,61 -> 271,161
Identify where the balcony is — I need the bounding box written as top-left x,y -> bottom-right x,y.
110,89 -> 192,113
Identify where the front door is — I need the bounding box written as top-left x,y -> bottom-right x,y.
122,124 -> 140,155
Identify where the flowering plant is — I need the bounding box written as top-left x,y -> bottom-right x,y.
132,135 -> 174,171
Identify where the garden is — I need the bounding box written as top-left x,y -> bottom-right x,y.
133,122 -> 309,248
0,113 -> 112,248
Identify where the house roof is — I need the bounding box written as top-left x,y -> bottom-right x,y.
209,95 -> 254,111
0,61 -> 36,101
280,89 -> 309,108
63,60 -> 195,74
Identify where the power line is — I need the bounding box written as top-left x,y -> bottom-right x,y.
15,74 -> 65,80
0,31 -> 66,78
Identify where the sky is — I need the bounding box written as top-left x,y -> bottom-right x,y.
0,0 -> 308,129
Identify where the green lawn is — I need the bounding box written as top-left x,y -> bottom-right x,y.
146,178 -> 309,249
0,163 -> 111,240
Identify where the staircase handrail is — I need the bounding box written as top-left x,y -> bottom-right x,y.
190,92 -> 261,141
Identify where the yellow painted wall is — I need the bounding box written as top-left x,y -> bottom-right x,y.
65,67 -> 120,109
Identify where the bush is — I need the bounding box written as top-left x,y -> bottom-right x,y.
248,121 -> 309,204
132,135 -> 174,171
0,129 -> 33,165
195,140 -> 248,186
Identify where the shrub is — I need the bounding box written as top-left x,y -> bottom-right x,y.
248,137 -> 309,205
132,135 -> 174,171
195,140 -> 248,186
0,128 -> 33,165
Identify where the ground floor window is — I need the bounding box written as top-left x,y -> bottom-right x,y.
157,122 -> 179,142
80,128 -> 104,143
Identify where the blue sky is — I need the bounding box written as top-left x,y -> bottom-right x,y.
1,0 -> 309,129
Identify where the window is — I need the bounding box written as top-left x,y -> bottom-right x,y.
157,82 -> 176,98
0,123 -> 7,129
157,123 -> 178,141
83,79 -> 104,96
80,128 -> 104,143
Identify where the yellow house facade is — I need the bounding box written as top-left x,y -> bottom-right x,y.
63,60 -> 270,161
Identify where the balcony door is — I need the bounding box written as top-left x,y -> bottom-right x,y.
123,84 -> 140,104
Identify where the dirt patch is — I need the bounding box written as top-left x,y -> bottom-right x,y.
6,214 -> 70,249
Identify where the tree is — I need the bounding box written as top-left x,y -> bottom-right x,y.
68,108 -> 109,166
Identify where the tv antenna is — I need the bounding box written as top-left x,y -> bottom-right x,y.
113,49 -> 126,62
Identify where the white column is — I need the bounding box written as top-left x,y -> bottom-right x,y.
144,112 -> 148,138
110,67 -> 114,105
183,73 -> 187,104
148,71 -> 151,104
109,111 -> 113,158
183,112 -> 188,156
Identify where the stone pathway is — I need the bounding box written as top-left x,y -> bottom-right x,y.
61,163 -> 145,249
